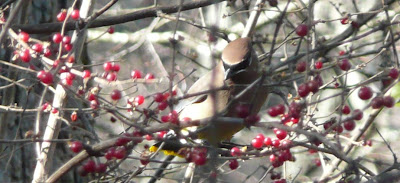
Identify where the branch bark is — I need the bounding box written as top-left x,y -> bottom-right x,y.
12,0 -> 226,34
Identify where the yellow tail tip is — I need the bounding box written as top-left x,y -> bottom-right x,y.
149,145 -> 184,158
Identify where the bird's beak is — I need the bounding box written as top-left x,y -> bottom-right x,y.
224,68 -> 232,80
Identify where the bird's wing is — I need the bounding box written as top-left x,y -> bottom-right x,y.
178,61 -> 228,120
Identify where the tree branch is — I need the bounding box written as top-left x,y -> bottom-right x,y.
12,0 -> 226,34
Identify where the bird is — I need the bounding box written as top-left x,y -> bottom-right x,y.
150,37 -> 268,154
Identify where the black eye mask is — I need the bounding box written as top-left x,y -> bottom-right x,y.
223,52 -> 252,79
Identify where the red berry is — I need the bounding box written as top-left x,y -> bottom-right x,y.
71,9 -> 80,20
163,93 -> 171,100
295,24 -> 308,37
110,89 -> 122,100
103,62 -> 112,72
77,89 -> 85,95
160,115 -> 169,122
144,134 -> 153,141
389,68 -> 399,79
339,50 -> 346,56
168,110 -> 179,124
109,117 -> 117,123
158,101 -> 168,110
61,78 -> 72,86
57,10 -> 67,22
114,147 -> 126,159
131,70 -> 142,79
309,149 -> 317,154
268,104 -> 285,117
314,74 -> 324,86
19,49 -> 31,62
274,128 -> 287,140
145,73 -> 155,80
43,47 -> 52,57
335,125 -> 343,133
140,155 -> 150,165
280,139 -> 292,148
42,102 -> 50,111
264,137 -> 272,146
32,43 -> 43,53
69,141 -> 83,153
90,100 -> 99,109
272,160 -> 283,168
270,172 -> 281,180
269,154 -> 277,162
82,70 -> 91,78
371,96 -> 384,109
315,61 -> 323,69
87,93 -> 96,101
307,80 -> 319,93
71,111 -> 78,122
105,148 -> 116,160
235,104 -> 250,118
83,160 -> 96,173
37,70 -> 53,84
66,72 -> 75,80
343,120 -> 355,131
62,35 -> 71,44
108,26 -> 115,34
48,105 -> 57,113
296,61 -> 306,72
314,159 -> 321,167
64,43 -> 73,51
289,102 -> 302,119
95,163 -> 107,173
358,86 -> 373,100
298,83 -> 310,97
255,133 -> 265,141
157,131 -> 167,139
338,59 -> 351,71
19,31 -> 30,42
230,147 -> 241,157
67,56 -> 75,64
111,62 -> 120,72
324,122 -> 333,131
115,134 -> 131,146
383,96 -> 395,108
340,17 -> 349,25
353,109 -> 363,120
324,122 -> 333,130
153,93 -> 164,102
342,105 -> 351,114
272,139 -> 280,148
134,95 -> 145,105
334,83 -> 340,88
106,72 -> 117,81
251,138 -> 263,149
366,140 -> 372,146
53,33 -> 63,44
180,117 -> 192,126
229,159 -> 239,170
192,153 -> 207,165
382,79 -> 393,87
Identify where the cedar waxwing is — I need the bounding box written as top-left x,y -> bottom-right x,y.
183,37 -> 267,145
150,37 -> 268,152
